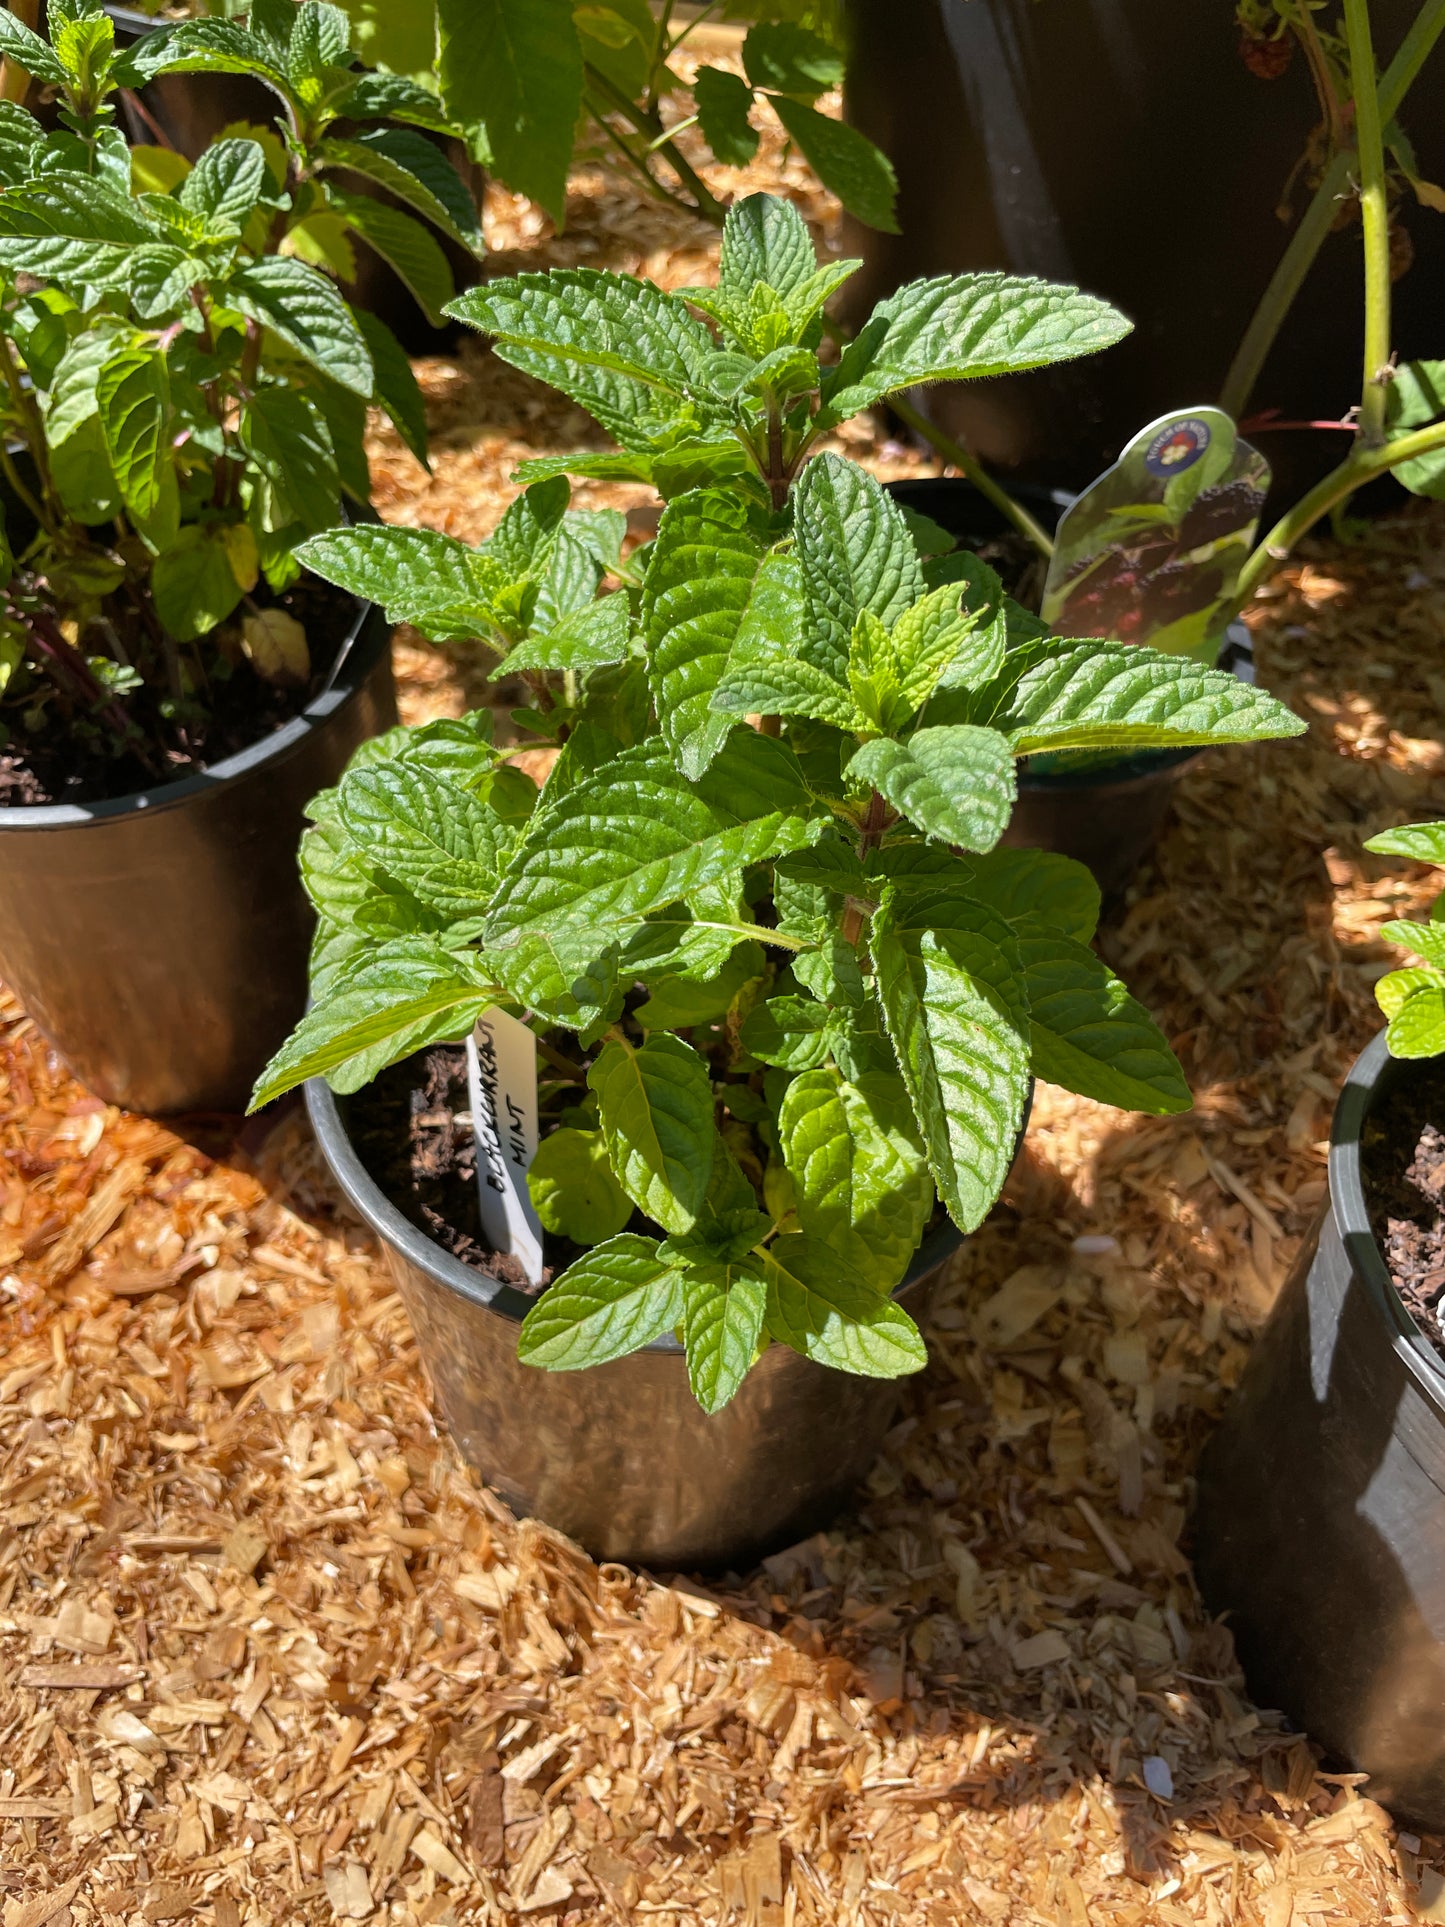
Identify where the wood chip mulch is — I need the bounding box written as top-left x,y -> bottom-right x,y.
5,69 -> 1445,1927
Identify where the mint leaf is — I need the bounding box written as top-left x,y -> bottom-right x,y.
449,268 -> 718,447
330,192 -> 455,324
768,96 -> 899,234
355,310 -> 430,468
711,550 -> 868,729
793,454 -> 923,681
739,994 -> 830,1070
871,889 -> 1031,1232
517,1235 -> 685,1369
718,188 -> 815,304
295,525 -> 513,642
972,640 -> 1307,754
848,726 -> 1016,854
761,1239 -> 926,1377
486,734 -> 819,959
339,762 -> 510,916
892,581 -> 994,709
528,1127 -> 632,1244
152,525 -> 244,641
0,174 -> 153,284
180,137 -> 267,230
956,847 -> 1101,944
504,592 -> 631,674
1379,971 -> 1445,1057
1015,920 -> 1190,1113
682,1263 -> 768,1412
694,66 -> 759,168
643,488 -> 768,778
0,8 -> 68,85
241,386 -> 338,536
249,936 -> 494,1108
228,256 -> 373,396
1380,918 -> 1445,969
96,343 -> 177,537
439,0 -> 581,223
777,1067 -> 932,1287
588,1033 -> 716,1233
822,275 -> 1132,423
1366,820 -> 1445,865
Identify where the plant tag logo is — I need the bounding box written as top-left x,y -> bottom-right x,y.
466,1006 -> 545,1287
1143,416 -> 1212,477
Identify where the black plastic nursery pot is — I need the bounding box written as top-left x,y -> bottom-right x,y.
885,476 -> 1248,898
0,599 -> 395,1117
1193,1032 -> 1445,1831
307,1073 -> 990,1572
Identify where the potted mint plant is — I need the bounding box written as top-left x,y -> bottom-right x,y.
1196,818 -> 1445,1831
251,193 -> 1304,1568
0,0 -> 480,1113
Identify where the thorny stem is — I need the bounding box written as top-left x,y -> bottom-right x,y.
1343,0 -> 1392,449
1220,0 -> 1445,420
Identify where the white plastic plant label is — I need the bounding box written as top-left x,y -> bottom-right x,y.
465,1006 -> 545,1287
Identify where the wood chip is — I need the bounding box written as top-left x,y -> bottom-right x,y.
19,1662 -> 139,1689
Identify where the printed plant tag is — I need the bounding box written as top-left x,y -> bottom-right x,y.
1042,407 -> 1270,665
466,1006 -> 545,1287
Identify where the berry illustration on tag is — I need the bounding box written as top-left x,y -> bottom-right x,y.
1042,406 -> 1271,664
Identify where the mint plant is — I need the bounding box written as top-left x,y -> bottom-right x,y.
1367,821 -> 1445,1057
0,0 -> 478,782
253,194 -> 1305,1411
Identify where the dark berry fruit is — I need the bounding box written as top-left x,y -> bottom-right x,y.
1177,480 -> 1267,549
1239,27 -> 1293,78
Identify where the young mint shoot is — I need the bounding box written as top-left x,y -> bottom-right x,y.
254,193 -> 1307,1412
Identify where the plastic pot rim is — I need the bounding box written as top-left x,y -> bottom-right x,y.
0,592 -> 387,831
306,1074 -> 1001,1350
1330,1028 -> 1445,1410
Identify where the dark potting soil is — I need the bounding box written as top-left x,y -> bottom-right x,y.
1362,1057 -> 1445,1360
347,1044 -> 582,1293
0,578 -> 358,809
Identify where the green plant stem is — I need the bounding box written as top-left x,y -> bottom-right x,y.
1220,0 -> 1445,421
535,1034 -> 587,1083
1231,415 -> 1445,610
1343,0 -> 1391,448
888,394 -> 1055,557
0,440 -> 49,535
584,62 -> 726,223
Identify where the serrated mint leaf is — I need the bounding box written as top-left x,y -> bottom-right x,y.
663,1137 -> 769,1263
527,1127 -> 632,1244
956,847 -> 1101,944
180,137 -> 267,229
449,268 -> 720,449
768,95 -> 899,234
892,581 -> 992,710
96,343 -> 176,536
821,274 -> 1131,424
1380,974 -> 1445,1058
517,1235 -> 685,1369
718,190 -> 815,305
1015,919 -> 1190,1114
355,309 -> 429,468
0,8 -> 67,85
338,762 -> 510,915
588,1033 -> 716,1233
249,936 -> 494,1108
241,386 -> 338,536
296,525 -> 513,642
486,735 -> 820,958
681,1263 -> 768,1413
635,942 -> 764,1030
711,550 -> 868,730
439,0 -> 581,223
0,174 -> 153,284
489,929 -> 623,1034
739,994 -> 830,1071
762,1238 -> 926,1377
793,454 -> 923,681
643,488 -> 765,777
151,525 -> 244,640
970,639 -> 1306,754
331,192 -> 455,324
229,256 -> 373,396
1366,820 -> 1445,865
694,65 -> 759,168
316,128 -> 486,256
848,726 -> 1016,854
1380,918 -> 1445,970
871,889 -> 1031,1233
777,1066 -> 932,1286
505,592 -> 631,674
